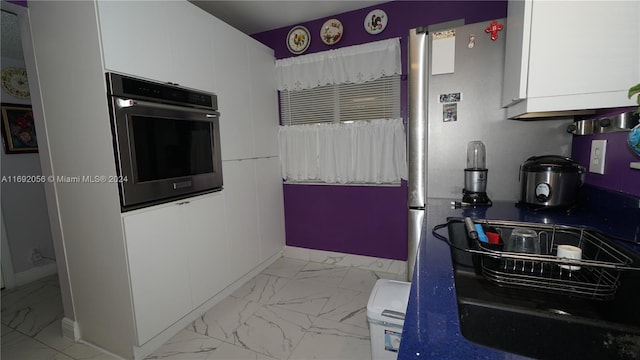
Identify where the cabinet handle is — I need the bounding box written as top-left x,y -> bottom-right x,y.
176,201 -> 190,206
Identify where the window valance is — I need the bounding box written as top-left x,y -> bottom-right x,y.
275,38 -> 401,91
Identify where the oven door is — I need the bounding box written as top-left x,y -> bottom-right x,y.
109,97 -> 223,210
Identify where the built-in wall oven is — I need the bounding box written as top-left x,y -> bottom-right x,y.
106,73 -> 223,211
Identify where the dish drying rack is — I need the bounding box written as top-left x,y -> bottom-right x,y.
436,218 -> 639,301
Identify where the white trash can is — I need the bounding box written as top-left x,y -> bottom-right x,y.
367,279 -> 411,360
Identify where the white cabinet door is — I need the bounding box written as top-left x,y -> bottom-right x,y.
503,0 -> 639,116
501,0 -> 531,107
249,44 -> 279,158
222,160 -> 260,279
213,19 -> 254,161
98,1 -> 172,82
255,157 -> 285,261
123,204 -> 192,345
98,1 -> 216,92
123,192 -> 230,344
168,2 -> 216,93
185,193 -> 231,307
527,1 -> 638,98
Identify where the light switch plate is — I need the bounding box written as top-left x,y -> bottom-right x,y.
589,139 -> 607,174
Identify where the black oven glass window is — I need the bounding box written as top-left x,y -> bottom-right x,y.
131,115 -> 214,182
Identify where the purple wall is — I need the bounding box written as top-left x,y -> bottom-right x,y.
252,1 -> 508,260
283,184 -> 408,259
253,1 -> 508,60
571,107 -> 640,197
9,0 -> 27,7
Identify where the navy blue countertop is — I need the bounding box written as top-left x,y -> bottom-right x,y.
398,196 -> 640,360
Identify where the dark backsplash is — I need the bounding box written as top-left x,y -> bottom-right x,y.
580,184 -> 640,243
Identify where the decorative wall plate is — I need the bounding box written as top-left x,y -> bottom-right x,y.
1,67 -> 30,99
321,19 -> 343,45
364,9 -> 388,35
287,26 -> 311,55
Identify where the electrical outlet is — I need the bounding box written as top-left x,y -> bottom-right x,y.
31,248 -> 44,265
589,139 -> 607,174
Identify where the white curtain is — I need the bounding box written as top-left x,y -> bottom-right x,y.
275,38 -> 401,91
279,119 -> 407,184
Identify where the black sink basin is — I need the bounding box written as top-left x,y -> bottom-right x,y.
446,220 -> 640,360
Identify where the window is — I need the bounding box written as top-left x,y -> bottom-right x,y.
275,38 -> 405,185
279,75 -> 401,126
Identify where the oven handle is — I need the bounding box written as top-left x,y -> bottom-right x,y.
114,97 -> 220,118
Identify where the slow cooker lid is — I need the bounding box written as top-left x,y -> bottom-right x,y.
522,155 -> 585,173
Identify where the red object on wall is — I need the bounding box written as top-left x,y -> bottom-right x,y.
485,20 -> 504,41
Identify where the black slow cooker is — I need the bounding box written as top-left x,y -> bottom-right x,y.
519,155 -> 586,208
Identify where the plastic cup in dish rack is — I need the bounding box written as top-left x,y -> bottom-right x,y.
556,245 -> 582,271
504,228 -> 540,254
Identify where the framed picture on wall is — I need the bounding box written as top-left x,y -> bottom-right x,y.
1,103 -> 38,154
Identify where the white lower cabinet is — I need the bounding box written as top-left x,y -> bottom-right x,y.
183,193 -> 230,308
121,162 -> 285,347
222,160 -> 261,280
255,157 -> 286,261
222,157 -> 285,276
122,193 -> 228,345
122,202 -> 193,345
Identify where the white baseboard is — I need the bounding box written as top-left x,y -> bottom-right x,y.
61,317 -> 80,341
13,260 -> 57,287
283,246 -> 408,280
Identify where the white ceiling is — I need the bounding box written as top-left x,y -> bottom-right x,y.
189,0 -> 388,35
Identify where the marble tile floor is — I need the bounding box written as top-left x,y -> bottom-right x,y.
2,257 -> 405,360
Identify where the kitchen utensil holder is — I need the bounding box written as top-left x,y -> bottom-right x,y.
438,219 -> 638,300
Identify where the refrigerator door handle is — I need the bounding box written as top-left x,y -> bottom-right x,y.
408,28 -> 428,207
408,208 -> 425,281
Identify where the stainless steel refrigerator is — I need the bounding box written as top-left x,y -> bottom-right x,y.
407,20 -> 573,279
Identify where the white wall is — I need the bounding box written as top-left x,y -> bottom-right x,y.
0,54 -> 55,277
28,1 -> 137,356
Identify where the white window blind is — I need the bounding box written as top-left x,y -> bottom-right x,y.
280,75 -> 401,125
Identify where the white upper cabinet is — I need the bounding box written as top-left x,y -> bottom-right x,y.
213,19 -> 253,161
212,18 -> 278,161
98,1 -> 172,82
249,44 -> 280,158
502,0 -> 530,108
168,2 -> 216,93
98,1 -> 215,92
502,0 -> 639,118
